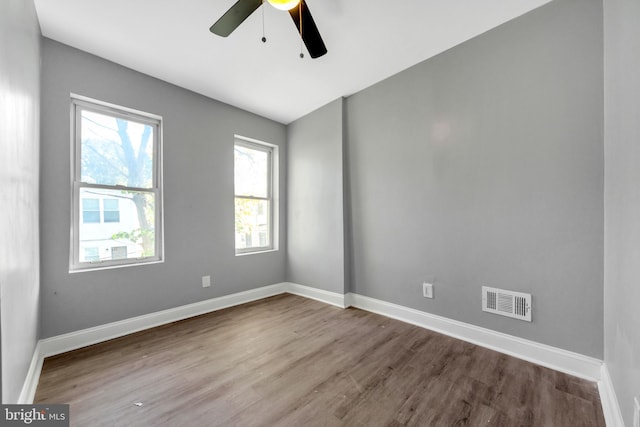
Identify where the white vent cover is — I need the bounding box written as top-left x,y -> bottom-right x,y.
482,286 -> 532,322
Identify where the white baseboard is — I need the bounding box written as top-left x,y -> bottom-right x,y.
39,283 -> 287,358
17,283 -> 289,404
284,282 -> 348,308
17,342 -> 44,404
347,293 -> 603,382
599,364 -> 626,427
19,282 -> 346,403
21,281 -> 617,421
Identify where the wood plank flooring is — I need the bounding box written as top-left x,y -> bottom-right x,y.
35,294 -> 605,426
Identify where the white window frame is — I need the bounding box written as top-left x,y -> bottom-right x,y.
234,135 -> 278,255
70,95 -> 164,272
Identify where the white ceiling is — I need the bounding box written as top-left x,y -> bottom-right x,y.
34,0 -> 551,124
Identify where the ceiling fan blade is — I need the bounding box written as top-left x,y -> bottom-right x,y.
288,0 -> 327,58
210,0 -> 263,37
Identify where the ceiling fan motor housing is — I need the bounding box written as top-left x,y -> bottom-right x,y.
267,0 -> 301,11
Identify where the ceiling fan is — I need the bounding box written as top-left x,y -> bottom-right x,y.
210,0 -> 327,59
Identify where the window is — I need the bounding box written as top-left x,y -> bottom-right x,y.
234,136 -> 276,254
82,198 -> 120,224
71,95 -> 163,271
82,198 -> 100,223
84,247 -> 99,262
111,246 -> 128,260
103,199 -> 120,223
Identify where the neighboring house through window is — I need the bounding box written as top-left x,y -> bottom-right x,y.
84,247 -> 100,262
70,95 -> 163,271
103,199 -> 120,223
82,198 -> 121,224
82,198 -> 100,223
234,136 -> 277,254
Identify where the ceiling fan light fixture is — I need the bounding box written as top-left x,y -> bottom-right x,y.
266,0 -> 300,11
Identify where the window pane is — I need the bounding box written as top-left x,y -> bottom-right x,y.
234,144 -> 269,197
80,109 -> 154,188
235,197 -> 270,250
103,199 -> 120,223
103,211 -> 120,223
103,199 -> 119,210
79,187 -> 156,261
83,211 -> 100,223
83,247 -> 99,262
111,246 -> 128,260
83,198 -> 99,210
82,198 -> 100,223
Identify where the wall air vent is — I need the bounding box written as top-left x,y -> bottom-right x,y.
482,286 -> 532,322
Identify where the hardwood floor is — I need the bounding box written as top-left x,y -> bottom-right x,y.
35,294 -> 605,426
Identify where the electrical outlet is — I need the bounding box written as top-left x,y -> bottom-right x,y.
202,275 -> 211,288
633,396 -> 639,427
422,282 -> 433,299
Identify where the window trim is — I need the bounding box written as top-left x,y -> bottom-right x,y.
69,94 -> 164,272
234,135 -> 278,255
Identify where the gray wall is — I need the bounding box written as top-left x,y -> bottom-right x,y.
287,99 -> 345,293
604,0 -> 640,424
40,39 -> 287,338
344,0 -> 604,357
0,0 -> 41,403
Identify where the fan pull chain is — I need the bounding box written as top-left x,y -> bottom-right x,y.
261,1 -> 267,43
299,2 -> 304,58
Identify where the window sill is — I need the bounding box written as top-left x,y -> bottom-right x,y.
69,259 -> 164,274
235,248 -> 278,257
